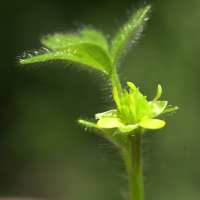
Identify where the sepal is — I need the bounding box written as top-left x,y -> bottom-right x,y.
95,110 -> 117,119
150,101 -> 168,117
161,106 -> 178,114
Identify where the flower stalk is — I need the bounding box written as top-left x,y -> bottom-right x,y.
121,130 -> 144,200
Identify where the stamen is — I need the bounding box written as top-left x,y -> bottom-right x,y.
151,85 -> 162,105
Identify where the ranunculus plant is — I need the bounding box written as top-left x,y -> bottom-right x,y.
19,4 -> 178,200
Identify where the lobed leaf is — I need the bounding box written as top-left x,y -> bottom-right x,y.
20,42 -> 113,74
41,28 -> 109,52
56,42 -> 112,74
20,52 -> 77,64
82,29 -> 109,50
41,33 -> 87,51
110,5 -> 151,66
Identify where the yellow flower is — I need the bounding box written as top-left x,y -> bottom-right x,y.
95,82 -> 178,133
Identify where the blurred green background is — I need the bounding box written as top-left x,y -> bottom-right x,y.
1,0 -> 200,200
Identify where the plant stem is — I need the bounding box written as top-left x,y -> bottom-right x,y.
109,69 -> 123,97
121,129 -> 144,200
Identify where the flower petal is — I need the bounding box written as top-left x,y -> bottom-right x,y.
97,117 -> 126,128
119,124 -> 139,132
139,119 -> 166,129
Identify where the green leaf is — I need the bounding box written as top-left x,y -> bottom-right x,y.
139,119 -> 166,129
41,33 -> 87,51
82,29 -> 109,50
20,52 -> 77,64
57,42 -> 112,74
41,28 -> 109,52
110,5 -> 151,66
20,42 -> 113,74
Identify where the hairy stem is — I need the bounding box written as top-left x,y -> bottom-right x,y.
109,69 -> 123,97
121,129 -> 144,200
